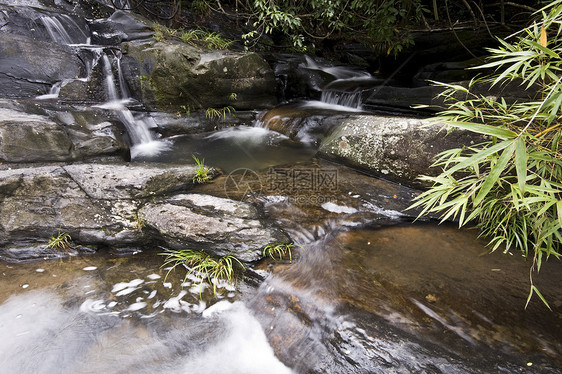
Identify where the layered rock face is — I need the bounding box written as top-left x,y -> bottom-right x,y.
0,0 -> 284,261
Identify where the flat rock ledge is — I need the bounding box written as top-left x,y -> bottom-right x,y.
140,194 -> 289,263
0,163 -> 284,263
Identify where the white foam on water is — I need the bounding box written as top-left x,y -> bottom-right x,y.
321,202 -> 358,214
126,302 -> 147,312
181,301 -> 294,374
299,100 -> 364,112
163,290 -> 190,313
205,125 -> 290,149
130,139 -> 172,159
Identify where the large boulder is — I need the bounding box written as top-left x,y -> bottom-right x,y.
0,107 -> 76,162
0,101 -> 128,163
123,40 -> 278,111
89,10 -> 154,45
0,2 -> 90,44
140,194 -> 289,262
0,163 -> 201,260
0,163 -> 286,263
0,33 -> 85,98
318,115 -> 485,188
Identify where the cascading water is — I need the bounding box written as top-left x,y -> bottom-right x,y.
37,13 -> 169,159
40,14 -> 90,45
98,53 -> 170,158
303,55 -> 375,110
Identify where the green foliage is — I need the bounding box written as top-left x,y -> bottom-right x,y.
236,0 -> 427,54
47,230 -> 73,252
263,242 -> 298,261
153,22 -> 233,49
191,0 -> 211,15
160,249 -> 245,296
180,29 -> 233,49
410,1 -> 562,308
192,155 -> 212,184
179,104 -> 191,116
205,106 -> 235,120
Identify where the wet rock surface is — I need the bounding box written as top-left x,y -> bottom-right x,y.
124,40 -> 277,112
319,115 -> 486,188
0,162 -> 288,264
0,163 -> 188,258
140,194 -> 289,263
0,100 -> 129,162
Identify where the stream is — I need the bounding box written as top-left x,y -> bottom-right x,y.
1,142 -> 561,372
1,210 -> 561,373
1,2 -> 562,372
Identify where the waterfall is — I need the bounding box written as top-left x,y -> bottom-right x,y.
41,16 -> 73,44
320,88 -> 363,109
40,15 -> 89,45
303,56 -> 374,110
37,13 -> 166,159
102,54 -> 120,102
36,81 -> 62,100
99,53 -> 170,158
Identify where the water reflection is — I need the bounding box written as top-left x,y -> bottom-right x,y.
135,126 -> 315,172
1,221 -> 561,373
0,253 -> 292,374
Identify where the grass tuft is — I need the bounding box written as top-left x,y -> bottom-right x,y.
192,155 -> 212,184
263,242 -> 298,261
160,249 -> 245,296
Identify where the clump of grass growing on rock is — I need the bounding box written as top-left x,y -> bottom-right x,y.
47,230 -> 73,253
263,242 -> 298,261
160,249 -> 245,296
192,155 -> 212,184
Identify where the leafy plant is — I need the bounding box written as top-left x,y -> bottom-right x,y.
205,106 -> 235,120
233,0 -> 427,54
192,154 -> 212,184
47,230 -> 73,252
160,249 -> 245,296
263,242 -> 298,261
180,28 -> 233,49
191,0 -> 211,16
410,1 -> 562,308
132,214 -> 146,231
179,104 -> 191,116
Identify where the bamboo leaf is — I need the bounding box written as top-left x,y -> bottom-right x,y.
448,122 -> 518,139
442,140 -> 514,177
526,285 -> 552,310
473,141 -> 516,206
515,137 -> 528,193
557,200 -> 562,228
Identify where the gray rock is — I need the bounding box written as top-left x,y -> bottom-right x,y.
89,10 -> 154,45
0,33 -> 84,98
319,115 -> 485,188
62,163 -> 199,199
0,101 -> 128,163
140,194 -> 289,262
0,108 -> 76,162
0,164 -> 284,263
123,41 -> 277,111
0,164 -> 200,253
